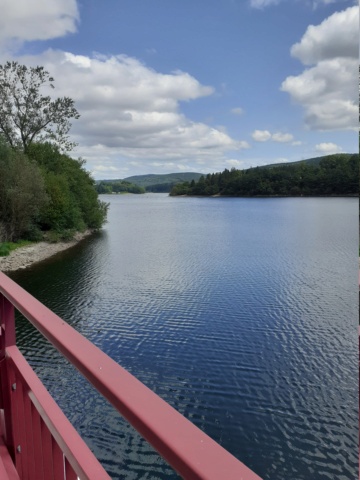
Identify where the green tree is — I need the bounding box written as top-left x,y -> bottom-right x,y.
0,140 -> 48,241
0,61 -> 80,153
28,142 -> 108,233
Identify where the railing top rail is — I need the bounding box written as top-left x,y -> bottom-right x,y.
0,271 -> 261,480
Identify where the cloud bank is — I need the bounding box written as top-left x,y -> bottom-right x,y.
15,49 -> 246,177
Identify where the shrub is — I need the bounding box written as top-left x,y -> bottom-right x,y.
0,243 -> 10,256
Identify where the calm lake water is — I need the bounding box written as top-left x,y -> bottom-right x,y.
9,194 -> 358,480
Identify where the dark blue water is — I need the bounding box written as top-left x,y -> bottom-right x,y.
10,195 -> 358,479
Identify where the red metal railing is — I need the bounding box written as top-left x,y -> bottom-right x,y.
0,271 -> 262,479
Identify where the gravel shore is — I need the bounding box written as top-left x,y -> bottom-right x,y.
0,231 -> 93,272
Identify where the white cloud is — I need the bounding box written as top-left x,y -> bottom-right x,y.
0,0 -> 79,48
12,50 -> 248,177
250,0 -> 280,8
312,0 -> 345,7
252,130 -> 272,142
231,107 -> 244,115
252,130 -> 294,143
292,140 -> 302,146
281,6 -> 358,131
250,0 -> 349,9
93,165 -> 118,173
290,7 -> 358,64
272,132 -> 294,143
225,159 -> 245,168
315,142 -> 342,153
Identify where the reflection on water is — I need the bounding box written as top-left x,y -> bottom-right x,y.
10,195 -> 358,480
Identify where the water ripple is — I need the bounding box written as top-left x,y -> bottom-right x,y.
11,196 -> 358,480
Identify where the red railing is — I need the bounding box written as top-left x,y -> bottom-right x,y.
0,271 -> 262,480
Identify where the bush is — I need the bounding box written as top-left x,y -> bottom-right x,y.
0,243 -> 10,256
28,143 -> 108,233
23,225 -> 43,242
45,229 -> 76,243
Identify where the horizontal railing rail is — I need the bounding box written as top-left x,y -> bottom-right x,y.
0,271 -> 261,479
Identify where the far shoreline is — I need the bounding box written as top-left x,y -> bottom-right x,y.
0,230 -> 94,273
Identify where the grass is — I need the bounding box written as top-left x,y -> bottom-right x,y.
0,228 -> 78,256
0,240 -> 34,257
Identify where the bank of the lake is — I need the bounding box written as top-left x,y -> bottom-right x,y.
0,230 -> 93,272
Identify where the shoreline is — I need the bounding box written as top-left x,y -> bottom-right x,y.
0,231 -> 93,273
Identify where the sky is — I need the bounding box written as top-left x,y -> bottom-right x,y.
0,0 -> 358,179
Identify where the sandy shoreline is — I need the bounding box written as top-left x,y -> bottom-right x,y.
0,231 -> 93,273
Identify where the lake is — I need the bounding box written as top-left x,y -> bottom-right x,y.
9,194 -> 358,479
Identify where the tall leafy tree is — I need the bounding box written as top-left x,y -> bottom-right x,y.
0,61 -> 80,153
0,140 -> 48,241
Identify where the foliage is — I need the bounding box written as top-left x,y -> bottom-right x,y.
0,62 -> 107,244
96,180 -> 145,194
0,240 -> 34,256
44,229 -> 77,243
0,138 -> 108,242
170,154 -> 359,197
107,172 -> 204,191
0,61 -> 80,153
0,243 -> 10,256
27,143 -> 109,233
96,173 -> 206,194
0,140 -> 48,241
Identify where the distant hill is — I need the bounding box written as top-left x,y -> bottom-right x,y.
123,172 -> 204,189
108,172 -> 203,192
98,172 -> 204,193
261,154 -> 354,169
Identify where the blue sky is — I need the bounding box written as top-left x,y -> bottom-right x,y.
0,0 -> 357,179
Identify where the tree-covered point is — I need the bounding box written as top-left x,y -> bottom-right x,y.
96,180 -> 145,194
0,61 -> 108,245
0,139 -> 108,242
170,154 -> 359,197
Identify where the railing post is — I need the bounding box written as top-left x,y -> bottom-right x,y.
0,292 -> 16,461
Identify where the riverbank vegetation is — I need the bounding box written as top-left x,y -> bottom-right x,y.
0,140 -> 108,244
170,154 -> 359,197
0,61 -> 108,248
96,180 -> 145,194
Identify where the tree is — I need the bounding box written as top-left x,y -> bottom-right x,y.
0,61 -> 80,153
27,142 -> 109,232
0,140 -> 48,241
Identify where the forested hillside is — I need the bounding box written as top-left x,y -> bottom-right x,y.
170,154 -> 359,197
96,172 -> 204,193
120,172 -> 203,192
